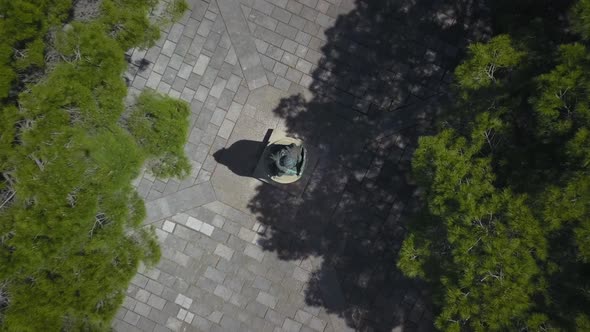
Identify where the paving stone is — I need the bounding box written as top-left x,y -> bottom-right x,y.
147,294 -> 166,310
214,243 -> 235,260
201,67 -> 219,88
123,310 -> 141,325
193,55 -> 211,76
217,119 -> 235,139
249,9 -> 278,30
246,300 -> 269,318
210,108 -> 227,126
274,76 -> 291,90
137,317 -> 156,331
208,310 -> 224,324
214,284 -> 233,301
197,19 -> 214,37
286,0 -> 303,14
295,309 -> 312,325
162,40 -> 176,57
210,77 -> 228,98
252,275 -> 272,291
285,67 -> 303,82
200,222 -> 215,236
146,279 -> 165,296
283,317 -> 303,332
218,0 -> 269,90
226,74 -> 242,92
308,317 -> 327,331
253,0 -> 274,15
244,243 -> 265,262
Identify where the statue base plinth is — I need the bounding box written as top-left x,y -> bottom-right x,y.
252,129 -> 319,197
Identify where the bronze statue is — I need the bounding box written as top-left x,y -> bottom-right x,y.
268,143 -> 306,177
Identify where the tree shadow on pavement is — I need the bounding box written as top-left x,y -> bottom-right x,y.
245,0 -> 490,330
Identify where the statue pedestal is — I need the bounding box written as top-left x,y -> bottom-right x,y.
252,129 -> 319,197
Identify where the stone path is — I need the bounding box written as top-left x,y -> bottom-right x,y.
114,0 -> 487,331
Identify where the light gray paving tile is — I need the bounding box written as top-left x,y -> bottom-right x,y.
253,0 -> 274,15
281,52 -> 298,67
245,300 -> 269,318
285,67 -> 303,82
300,6 -> 318,22
178,62 -> 193,79
209,77 -> 228,98
214,243 -> 235,260
193,54 -> 211,76
153,54 -> 171,74
210,108 -> 227,126
272,6 -> 292,23
197,19 -> 214,37
195,85 -> 210,102
162,40 -> 176,57
225,47 -> 238,65
283,318 -> 303,332
214,284 -> 233,301
162,66 -> 178,85
273,61 -> 288,76
249,9 -> 278,31
254,25 -> 284,47
255,38 -> 270,53
256,291 -> 277,309
133,302 -> 152,318
244,243 -> 265,262
181,87 -> 196,102
217,119 -> 235,139
286,0 -> 302,14
226,102 -> 243,121
295,30 -> 312,45
266,45 -> 284,61
252,275 -> 271,291
226,74 -> 242,92
168,23 -> 185,42
147,294 -> 166,310
156,81 -> 171,94
275,21 -> 297,39
183,18 -> 200,37
124,310 -> 141,325
309,317 -> 327,331
289,15 -> 306,30
201,67 -> 219,88
274,76 -> 291,90
204,31 -> 222,52
188,35 -> 206,56
295,58 -> 313,74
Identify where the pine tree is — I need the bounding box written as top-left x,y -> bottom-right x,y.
398,1 -> 590,330
0,0 -> 188,329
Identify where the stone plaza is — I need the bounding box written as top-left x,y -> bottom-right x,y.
113,0 -> 484,330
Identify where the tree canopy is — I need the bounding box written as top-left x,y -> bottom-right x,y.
398,1 -> 590,330
0,0 -> 188,330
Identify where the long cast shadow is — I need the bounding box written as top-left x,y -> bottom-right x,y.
219,0 -> 490,330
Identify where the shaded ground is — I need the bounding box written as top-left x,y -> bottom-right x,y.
238,0 -> 490,330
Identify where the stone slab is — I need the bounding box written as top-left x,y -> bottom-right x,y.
217,0 -> 268,90
145,182 -> 217,223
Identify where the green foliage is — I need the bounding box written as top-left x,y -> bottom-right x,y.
455,35 -> 524,90
128,90 -> 191,178
0,0 -> 72,98
399,1 -> 590,330
533,43 -> 590,137
572,0 -> 590,40
0,0 -> 187,330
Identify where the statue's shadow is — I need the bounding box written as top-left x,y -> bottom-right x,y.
212,139 -> 265,178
